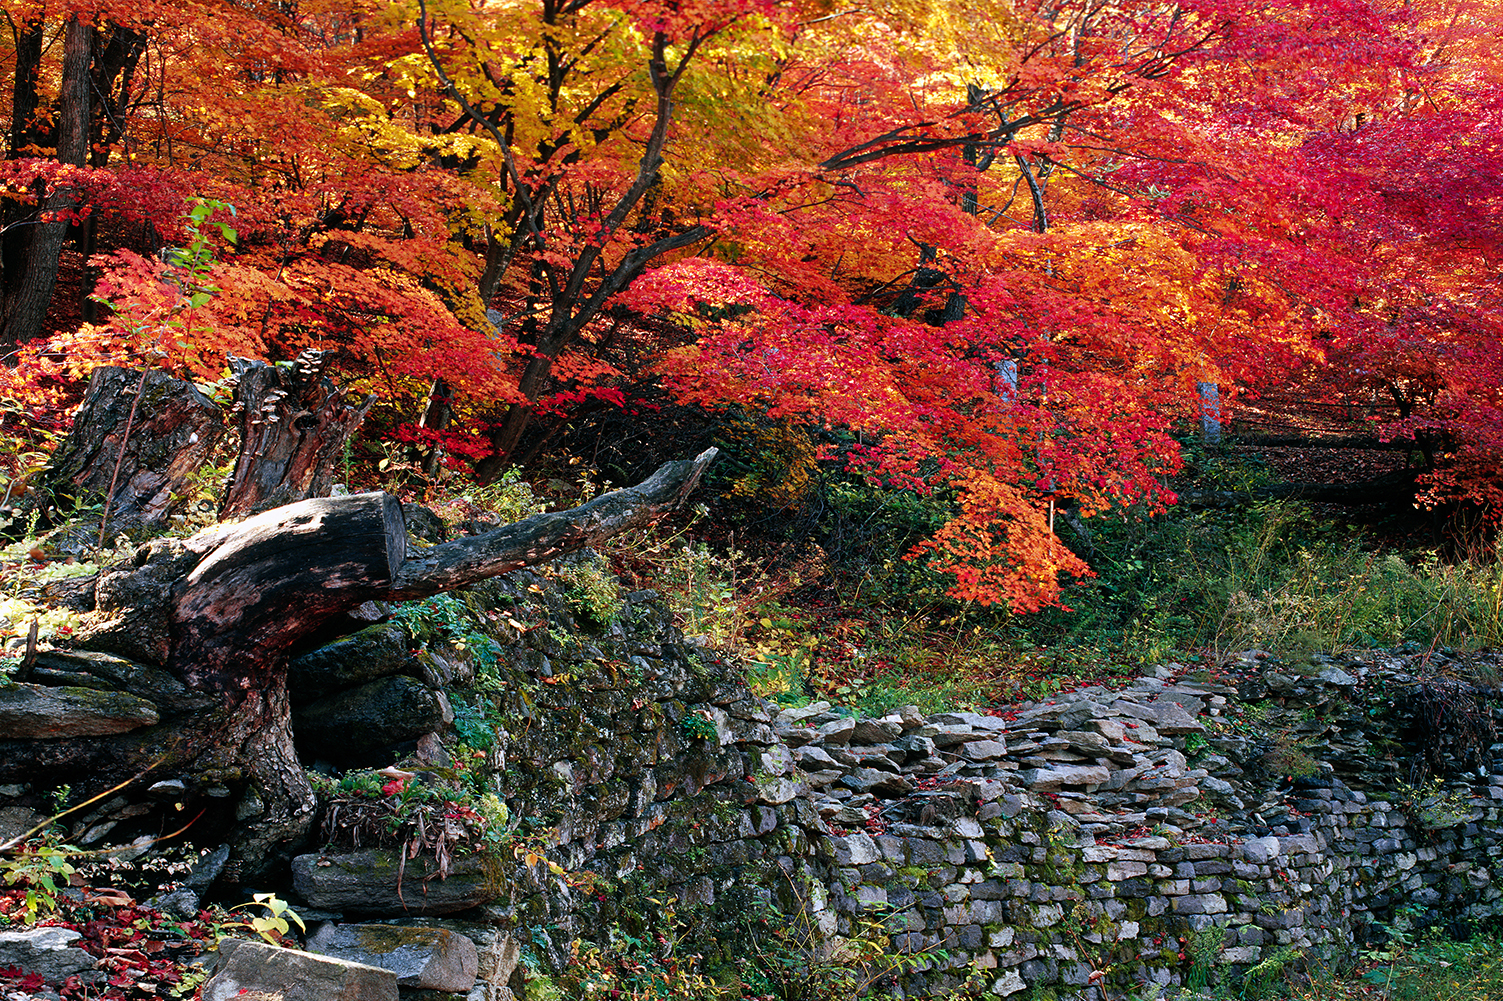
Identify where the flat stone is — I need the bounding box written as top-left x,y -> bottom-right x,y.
294,676 -> 450,764
850,719 -> 903,744
205,937 -> 398,1001
756,776 -> 805,804
828,832 -> 880,865
1315,666 -> 1357,686
776,702 -> 831,724
795,745 -> 839,770
933,712 -> 1008,734
1107,860 -> 1149,880
1113,700 -> 1203,735
818,717 -> 856,745
0,927 -> 97,982
0,683 -> 158,738
961,739 -> 1009,761
760,745 -> 795,776
1019,764 -> 1110,792
923,724 -> 982,748
307,924 -> 479,992
288,622 -> 413,699
840,768 -> 912,797
1241,836 -> 1280,864
1171,893 -> 1228,915
292,849 -> 497,916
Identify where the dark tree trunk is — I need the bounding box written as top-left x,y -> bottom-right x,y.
37,365 -> 225,532
88,24 -> 146,167
2,15 -> 44,313
0,17 -> 90,349
0,449 -> 717,881
220,350 -> 375,519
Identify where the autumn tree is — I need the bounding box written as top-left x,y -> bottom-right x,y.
2,0 -> 1502,610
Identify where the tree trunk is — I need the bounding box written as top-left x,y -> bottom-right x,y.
2,15 -> 44,316
37,366 -> 225,533
0,17 -> 90,349
220,349 -> 375,519
0,449 -> 717,881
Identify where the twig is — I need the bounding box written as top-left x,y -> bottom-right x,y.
97,368 -> 149,556
0,756 -> 168,851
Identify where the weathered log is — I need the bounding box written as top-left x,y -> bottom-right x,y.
0,448 -> 717,883
1177,469 -> 1420,509
219,350 -> 375,519
37,366 -> 224,532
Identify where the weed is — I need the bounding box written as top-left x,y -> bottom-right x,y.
392,592 -> 505,687
220,892 -> 305,946
681,711 -> 718,742
0,838 -> 78,923
548,553 -> 624,628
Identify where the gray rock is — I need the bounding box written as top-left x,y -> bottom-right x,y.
932,712 -> 1007,733
292,850 -> 498,916
0,805 -> 46,846
818,717 -> 856,745
1170,893 -> 1228,915
961,739 -> 1009,761
840,768 -> 912,797
205,937 -> 398,1001
288,623 -> 416,700
1241,836 -> 1280,864
828,832 -> 880,865
1113,700 -> 1203,735
307,924 -> 479,991
850,719 -> 903,744
755,776 -> 805,804
795,745 -> 839,770
150,887 -> 201,919
188,844 -> 232,890
31,649 -> 212,714
0,927 -> 96,982
776,702 -> 831,724
1315,666 -> 1358,686
0,682 -> 158,738
1019,764 -> 1110,792
924,724 -> 983,748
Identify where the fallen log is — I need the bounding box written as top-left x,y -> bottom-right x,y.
0,448 -> 717,883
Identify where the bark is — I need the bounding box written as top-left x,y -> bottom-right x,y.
0,449 -> 717,882
0,17 -> 90,349
220,350 -> 375,518
37,366 -> 226,532
1,15 -> 44,312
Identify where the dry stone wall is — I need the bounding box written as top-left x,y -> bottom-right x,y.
283,570 -> 1503,1000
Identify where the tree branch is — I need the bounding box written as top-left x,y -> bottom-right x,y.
390,447 -> 717,597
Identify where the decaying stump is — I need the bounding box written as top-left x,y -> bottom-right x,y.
220,350 -> 376,519
0,449 -> 717,884
37,366 -> 224,531
27,352 -> 375,538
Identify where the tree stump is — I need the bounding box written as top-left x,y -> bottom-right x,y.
37,366 -> 225,532
220,350 -> 376,519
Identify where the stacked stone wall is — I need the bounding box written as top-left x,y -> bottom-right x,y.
281,575 -> 1503,998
